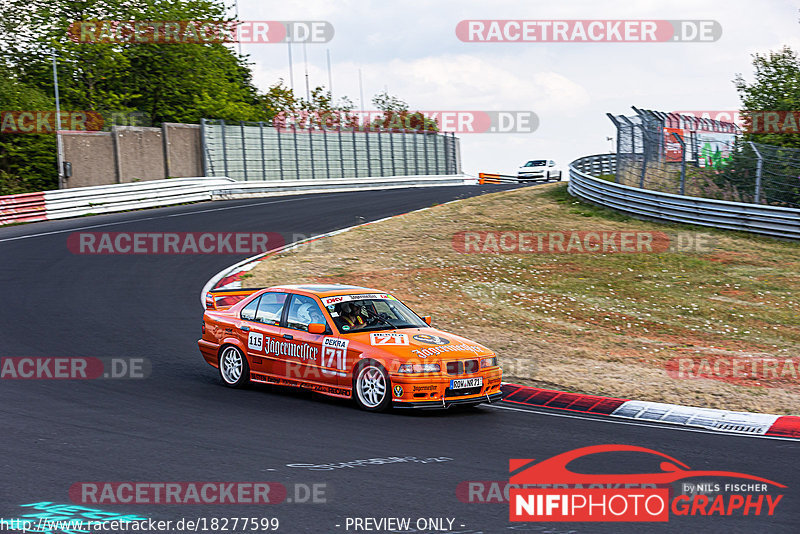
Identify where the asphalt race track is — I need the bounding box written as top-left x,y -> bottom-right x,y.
0,185 -> 797,534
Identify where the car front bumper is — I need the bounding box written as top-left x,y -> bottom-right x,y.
389,368 -> 503,409
393,391 -> 504,409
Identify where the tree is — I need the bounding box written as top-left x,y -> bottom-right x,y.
0,0 -> 434,192
372,91 -> 408,113
0,70 -> 58,194
731,45 -> 800,205
735,46 -> 800,148
0,0 -> 266,192
369,91 -> 438,132
0,0 -> 266,124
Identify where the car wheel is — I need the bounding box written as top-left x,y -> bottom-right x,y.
557,171 -> 563,181
353,361 -> 391,412
219,345 -> 250,388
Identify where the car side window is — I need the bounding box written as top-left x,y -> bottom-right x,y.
286,295 -> 327,332
240,296 -> 260,321
255,292 -> 289,326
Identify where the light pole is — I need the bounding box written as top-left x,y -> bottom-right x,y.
326,49 -> 333,99
234,0 -> 242,56
358,68 -> 364,111
303,41 -> 310,102
52,49 -> 65,189
287,41 -> 294,92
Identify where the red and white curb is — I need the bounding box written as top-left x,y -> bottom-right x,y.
502,384 -> 800,439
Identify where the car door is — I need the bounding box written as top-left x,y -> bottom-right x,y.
240,291 -> 289,378
278,294 -> 340,387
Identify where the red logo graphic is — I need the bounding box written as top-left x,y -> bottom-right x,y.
509,445 -> 785,522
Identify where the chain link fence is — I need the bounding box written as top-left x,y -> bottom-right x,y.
608,108 -> 800,208
200,119 -> 460,181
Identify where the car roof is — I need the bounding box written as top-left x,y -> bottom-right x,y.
267,284 -> 385,298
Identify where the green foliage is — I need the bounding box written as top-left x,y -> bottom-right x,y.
731,46 -> 800,205
0,69 -> 58,194
369,91 -> 438,132
372,91 -> 408,113
0,0 -> 429,193
735,46 -> 800,148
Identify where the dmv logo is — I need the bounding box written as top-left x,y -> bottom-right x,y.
508,445 -> 785,522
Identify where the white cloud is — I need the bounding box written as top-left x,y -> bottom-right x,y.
234,0 -> 800,174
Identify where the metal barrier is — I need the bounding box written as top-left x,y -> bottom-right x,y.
477,173 -> 521,184
1,175 -> 468,226
568,154 -> 800,240
0,192 -> 47,225
201,120 -> 460,181
478,172 -> 563,184
210,175 -> 467,199
44,177 -> 235,220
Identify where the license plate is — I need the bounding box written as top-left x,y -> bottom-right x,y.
450,377 -> 483,389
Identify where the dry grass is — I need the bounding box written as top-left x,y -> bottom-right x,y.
245,183 -> 800,414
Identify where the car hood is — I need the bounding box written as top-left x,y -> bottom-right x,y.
342,327 -> 494,361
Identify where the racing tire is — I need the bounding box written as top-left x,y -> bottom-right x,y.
353,361 -> 392,412
219,345 -> 250,388
557,171 -> 563,181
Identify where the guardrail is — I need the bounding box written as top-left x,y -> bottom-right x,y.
478,173 -> 520,184
0,192 -> 47,225
478,172 -> 563,184
0,175 -> 469,226
210,175 -> 468,199
568,154 -> 800,240
44,177 -> 235,220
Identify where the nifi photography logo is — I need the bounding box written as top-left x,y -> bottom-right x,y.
508,445 -> 785,522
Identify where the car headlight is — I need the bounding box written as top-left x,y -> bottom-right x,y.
480,356 -> 498,368
398,363 -> 441,373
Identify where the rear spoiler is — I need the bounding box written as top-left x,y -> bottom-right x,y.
205,288 -> 262,310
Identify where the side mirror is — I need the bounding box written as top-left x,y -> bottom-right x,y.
308,323 -> 326,335
423,316 -> 432,326
549,161 -> 555,167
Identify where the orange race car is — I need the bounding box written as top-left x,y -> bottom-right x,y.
198,284 -> 503,411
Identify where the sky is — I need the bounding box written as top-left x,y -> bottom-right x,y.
229,0 -> 800,176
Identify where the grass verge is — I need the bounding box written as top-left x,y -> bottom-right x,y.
246,183 -> 800,414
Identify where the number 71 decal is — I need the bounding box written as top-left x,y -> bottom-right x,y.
370,333 -> 409,346
322,337 -> 349,376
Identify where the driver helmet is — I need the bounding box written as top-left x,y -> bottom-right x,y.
297,302 -> 317,324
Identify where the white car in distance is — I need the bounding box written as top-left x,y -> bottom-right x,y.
517,159 -> 562,181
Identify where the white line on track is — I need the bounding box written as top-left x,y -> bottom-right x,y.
0,196 -> 312,244
489,403 -> 800,442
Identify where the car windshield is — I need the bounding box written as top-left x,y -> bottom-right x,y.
324,295 -> 428,333
524,160 -> 547,167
